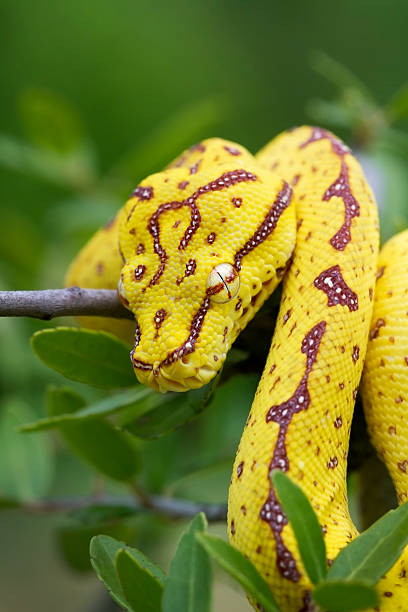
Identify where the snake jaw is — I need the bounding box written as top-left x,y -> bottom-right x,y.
130,347 -> 219,393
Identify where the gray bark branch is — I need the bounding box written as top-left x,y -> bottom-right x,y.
23,494 -> 227,522
0,287 -> 134,320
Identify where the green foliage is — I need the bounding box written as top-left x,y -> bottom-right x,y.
326,501 -> 408,584
111,97 -> 227,185
122,375 -> 219,439
31,327 -> 136,388
91,534 -> 165,611
312,581 -> 379,611
116,549 -> 164,612
196,533 -> 280,612
58,519 -> 134,573
162,513 -> 212,612
18,88 -> 90,155
271,470 -> 326,585
20,386 -> 153,431
45,386 -> 142,481
0,397 -> 53,502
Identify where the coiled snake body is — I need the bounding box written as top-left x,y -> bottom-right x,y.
67,126 -> 408,611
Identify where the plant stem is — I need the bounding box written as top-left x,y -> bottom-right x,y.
0,287 -> 134,320
18,493 -> 227,522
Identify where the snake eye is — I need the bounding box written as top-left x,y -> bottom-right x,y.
206,263 -> 240,303
117,277 -> 131,309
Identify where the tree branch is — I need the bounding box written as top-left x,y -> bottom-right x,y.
20,493 -> 227,522
0,287 -> 134,320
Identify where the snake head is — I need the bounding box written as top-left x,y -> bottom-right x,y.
118,139 -> 296,392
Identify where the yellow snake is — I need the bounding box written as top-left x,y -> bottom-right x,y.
67,127 -> 408,611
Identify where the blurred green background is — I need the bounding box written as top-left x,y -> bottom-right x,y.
1,1 -> 408,610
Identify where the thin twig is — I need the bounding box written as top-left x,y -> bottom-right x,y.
20,493 -> 227,522
0,287 -> 134,320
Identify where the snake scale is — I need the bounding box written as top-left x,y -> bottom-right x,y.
67,126 -> 408,611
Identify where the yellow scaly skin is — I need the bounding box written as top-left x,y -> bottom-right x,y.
66,127 -> 408,610
360,230 -> 408,609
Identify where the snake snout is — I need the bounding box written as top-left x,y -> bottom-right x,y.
130,351 -> 218,393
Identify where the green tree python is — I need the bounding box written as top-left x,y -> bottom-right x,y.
67,126 -> 408,611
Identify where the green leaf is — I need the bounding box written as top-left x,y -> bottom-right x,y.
0,397 -> 53,501
90,535 -> 130,608
310,51 -> 374,102
18,88 -> 88,154
123,375 -> 219,439
271,471 -> 326,585
46,387 -> 142,481
31,327 -> 136,388
327,501 -> 408,585
20,386 -> 152,432
196,534 -> 280,612
0,134 -> 95,190
312,580 -> 378,611
362,148 -> 408,243
116,548 -> 164,612
110,96 -> 227,182
90,535 -> 165,610
162,513 -> 211,612
385,82 -> 408,123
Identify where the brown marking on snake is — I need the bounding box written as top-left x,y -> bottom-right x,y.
260,321 -> 326,583
327,457 -> 338,469
283,309 -> 292,324
161,297 -> 211,366
235,297 -> 242,311
314,265 -> 358,311
176,258 -> 197,286
131,297 -> 211,372
232,197 -> 242,208
103,216 -> 115,230
376,265 -> 385,279
96,262 -> 104,275
129,228 -> 136,235
132,185 -> 154,201
178,180 -> 189,190
300,128 -> 359,251
369,287 -> 373,301
134,265 -> 146,281
352,345 -> 360,363
189,160 -> 202,175
298,591 -> 314,612
137,243 -> 145,254
334,417 -> 343,428
398,460 -> 408,473
234,182 -> 292,271
291,173 -> 301,186
189,142 -> 206,153
207,232 -> 216,244
147,169 -> 256,288
223,145 -> 241,156
223,326 -> 228,342
154,308 -> 167,338
237,461 -> 244,478
230,519 -> 235,535
370,318 -> 386,339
